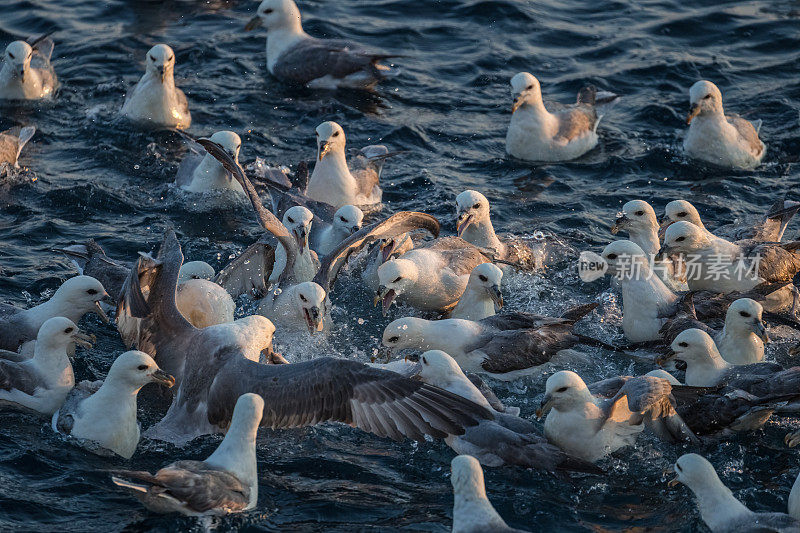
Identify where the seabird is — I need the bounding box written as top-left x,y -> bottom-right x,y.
175,131 -> 244,195
270,205 -> 319,284
450,455 -> 531,533
537,370 -> 698,463
450,263 -> 504,322
110,393 -> 263,516
662,199 -> 800,242
257,280 -> 327,335
683,80 -> 765,169
120,229 -> 490,444
456,190 -> 547,271
0,125 -> 35,169
667,453 -> 800,532
307,121 -> 386,209
0,317 -> 91,416
244,0 -> 400,89
310,204 -> 364,257
120,44 -> 191,129
51,350 -> 175,459
382,303 -> 606,380
418,350 -> 600,472
505,72 -> 616,162
0,275 -> 109,352
0,33 -> 57,100
361,233 -> 414,292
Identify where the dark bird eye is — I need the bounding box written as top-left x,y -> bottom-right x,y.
168,56 -> 174,62
287,217 -> 294,223
678,342 -> 688,348
556,386 -> 568,392
149,54 -> 156,62
676,236 -> 686,242
422,356 -> 428,364
478,275 -> 488,282
8,53 -> 14,59
300,294 -> 307,302
64,327 -> 74,334
607,253 -> 618,260
676,464 -> 683,472
678,212 -> 687,217
526,84 -> 533,90
635,211 -> 644,216
473,204 -> 480,209
392,276 -> 402,283
137,364 -> 149,370
703,94 -> 712,100
263,8 -> 273,14
739,311 -> 751,318
388,336 -> 399,343
340,216 -> 346,222
332,131 -> 340,137
87,289 -> 99,295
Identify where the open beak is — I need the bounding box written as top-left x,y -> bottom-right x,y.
318,141 -> 332,161
380,240 -> 396,263
536,395 -> 554,419
244,16 -> 263,31
303,306 -> 324,335
753,320 -> 769,343
150,369 -> 176,388
377,285 -> 396,316
294,228 -> 308,254
654,243 -> 669,262
488,285 -> 504,310
511,95 -> 522,113
655,351 -> 676,367
610,214 -> 628,235
93,298 -> 110,323
665,466 -> 681,487
71,331 -> 96,350
457,212 -> 473,237
687,103 -> 700,124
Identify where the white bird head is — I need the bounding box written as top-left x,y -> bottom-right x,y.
668,453 -> 721,493
510,72 -> 542,113
376,258 -> 419,315
612,200 -> 658,235
687,80 -> 724,123
283,205 -> 314,254
292,281 -> 327,334
105,350 -> 175,391
663,328 -> 718,369
229,393 -> 265,434
455,190 -> 490,237
466,263 -> 504,310
538,370 -> 590,417
315,121 -> 346,161
662,200 -> 704,232
145,44 -> 176,83
333,205 -> 364,235
4,41 -> 32,82
661,220 -> 709,256
178,261 -> 216,283
245,0 -> 303,33
382,316 -> 429,351
207,130 -> 242,162
418,349 -> 463,384
725,298 -> 768,343
53,276 -> 110,323
451,454 -> 489,500
600,240 -> 648,278
36,316 -> 93,354
234,315 -> 277,357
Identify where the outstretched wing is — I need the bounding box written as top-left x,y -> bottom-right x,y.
215,236 -> 276,299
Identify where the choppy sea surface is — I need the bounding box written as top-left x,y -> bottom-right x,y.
2,0 -> 800,530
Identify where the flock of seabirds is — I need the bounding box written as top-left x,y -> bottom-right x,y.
1,0 -> 800,531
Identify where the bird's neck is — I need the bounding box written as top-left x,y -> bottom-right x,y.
82,379 -> 140,424
628,227 -> 660,256
31,344 -> 73,387
452,286 -> 493,322
33,298 -> 85,325
205,417 -> 259,496
462,218 -> 502,252
693,483 -> 751,531
452,492 -> 507,532
191,156 -> 233,189
142,70 -> 175,90
686,351 -> 730,386
266,28 -> 307,68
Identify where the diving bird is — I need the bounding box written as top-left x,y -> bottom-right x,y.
538,370 -> 698,463
450,455 -> 532,533
110,393 -> 263,516
51,350 -> 175,459
450,263 -> 504,322
244,0 -> 400,89
667,453 -> 800,532
505,72 -> 617,162
0,125 -> 35,169
0,275 -> 109,352
683,80 -> 765,169
120,44 -> 191,129
174,131 -> 244,195
0,33 -> 57,100
0,317 -> 91,416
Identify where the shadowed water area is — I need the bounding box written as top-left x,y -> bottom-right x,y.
2,0 -> 800,530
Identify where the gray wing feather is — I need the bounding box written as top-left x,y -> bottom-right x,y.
0,360 -> 39,396
727,114 -> 765,157
174,152 -> 204,187
215,237 -> 275,299
272,37 -> 391,86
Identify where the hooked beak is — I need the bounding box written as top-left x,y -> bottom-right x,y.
380,240 -> 396,263
654,351 -> 676,367
318,141 -> 332,161
71,330 -> 96,350
376,285 -> 396,316
244,15 -> 263,31
294,227 -> 308,254
665,466 -> 681,487
457,212 -> 473,237
18,65 -> 26,83
536,395 -> 554,419
303,306 -> 324,335
150,368 -> 176,388
610,214 -> 629,235
350,224 -> 362,234
511,95 -> 522,113
753,320 -> 769,343
487,284 -> 504,310
156,65 -> 165,83
687,103 -> 700,124
93,295 -> 110,323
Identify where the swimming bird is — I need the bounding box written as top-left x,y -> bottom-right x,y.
667,453 -> 800,532
456,190 -> 547,271
110,393 -> 263,516
51,350 -> 175,458
450,263 -> 504,321
382,303 -> 605,380
270,205 -> 319,284
307,121 -> 387,209
120,44 -> 191,129
361,233 -> 415,292
257,280 -> 327,335
661,199 -> 800,243
505,72 -> 616,162
418,350 -> 600,472
0,317 -> 91,416
174,131 -> 244,194
538,370 -> 698,463
244,0 -> 400,89
0,125 -> 35,170
450,455 -> 531,533
0,275 -> 109,352
683,80 -> 765,169
310,204 -> 363,257
0,33 -> 57,100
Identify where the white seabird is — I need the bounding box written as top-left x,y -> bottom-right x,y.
0,317 -> 91,416
683,80 -> 765,169
538,370 -> 697,463
307,121 -> 387,209
715,298 -> 768,365
505,72 -> 616,162
52,350 -> 175,459
451,455 -> 531,533
311,204 -> 363,257
257,280 -> 327,335
110,393 -> 263,516
667,453 -> 800,532
0,275 -> 109,351
361,233 -> 414,292
0,125 -> 35,168
244,0 -> 399,89
450,263 -> 503,322
120,44 -> 191,129
175,131 -> 244,195
270,205 -> 319,284
0,34 -> 57,100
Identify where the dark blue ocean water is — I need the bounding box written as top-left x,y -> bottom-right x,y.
2,0 -> 800,530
